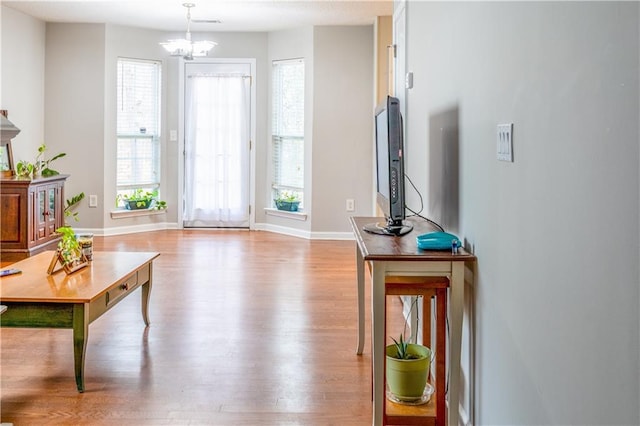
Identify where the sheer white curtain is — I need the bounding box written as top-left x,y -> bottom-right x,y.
184,73 -> 250,227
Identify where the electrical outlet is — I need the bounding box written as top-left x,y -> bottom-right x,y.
89,194 -> 98,208
497,123 -> 514,162
346,199 -> 355,212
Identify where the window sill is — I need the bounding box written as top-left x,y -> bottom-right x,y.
110,208 -> 167,220
264,208 -> 307,221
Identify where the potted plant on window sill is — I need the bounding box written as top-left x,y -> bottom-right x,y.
117,189 -> 166,211
274,191 -> 301,212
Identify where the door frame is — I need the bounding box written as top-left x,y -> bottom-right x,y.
177,57 -> 257,229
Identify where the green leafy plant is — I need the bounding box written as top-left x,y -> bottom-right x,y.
64,192 -> 85,223
56,226 -> 82,266
389,299 -> 429,361
390,334 -> 422,360
16,144 -> 66,179
154,200 -> 167,210
275,191 -> 300,203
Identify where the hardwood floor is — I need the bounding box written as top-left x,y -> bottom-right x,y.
0,229 -> 401,425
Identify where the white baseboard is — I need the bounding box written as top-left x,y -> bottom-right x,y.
73,222 -> 353,240
73,222 -> 179,237
253,222 -> 353,240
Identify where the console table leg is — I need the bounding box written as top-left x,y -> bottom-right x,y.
371,265 -> 386,425
356,246 -> 365,355
448,262 -> 465,426
72,303 -> 89,393
141,277 -> 152,327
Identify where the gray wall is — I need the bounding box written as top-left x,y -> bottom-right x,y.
311,26 -> 374,234
45,23 -> 106,228
0,6 -> 45,163
2,4 -> 374,236
404,1 -> 639,424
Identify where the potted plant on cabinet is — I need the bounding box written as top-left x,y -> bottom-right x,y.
15,144 -> 66,178
386,333 -> 432,403
274,191 -> 301,212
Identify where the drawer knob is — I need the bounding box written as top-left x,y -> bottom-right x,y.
122,283 -> 129,291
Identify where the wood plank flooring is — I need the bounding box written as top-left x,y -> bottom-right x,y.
0,229 -> 399,425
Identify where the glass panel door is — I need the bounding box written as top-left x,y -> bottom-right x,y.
183,62 -> 252,228
48,187 -> 56,221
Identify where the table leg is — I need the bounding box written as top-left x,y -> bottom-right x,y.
371,264 -> 386,426
448,262 -> 465,426
356,246 -> 365,355
141,276 -> 152,327
72,303 -> 89,392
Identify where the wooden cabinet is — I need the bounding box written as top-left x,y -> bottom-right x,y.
1,175 -> 68,261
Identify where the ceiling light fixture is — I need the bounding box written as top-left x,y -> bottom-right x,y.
160,3 -> 217,60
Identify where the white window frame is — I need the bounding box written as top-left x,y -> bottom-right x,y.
116,57 -> 162,208
271,58 -> 305,209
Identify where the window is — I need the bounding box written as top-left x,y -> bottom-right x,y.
116,58 -> 161,206
271,58 -> 304,207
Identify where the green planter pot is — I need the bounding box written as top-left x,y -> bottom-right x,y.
386,343 -> 431,401
126,199 -> 153,210
274,200 -> 300,212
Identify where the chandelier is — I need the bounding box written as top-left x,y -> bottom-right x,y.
160,3 -> 217,60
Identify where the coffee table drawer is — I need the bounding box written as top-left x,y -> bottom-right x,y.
106,273 -> 138,307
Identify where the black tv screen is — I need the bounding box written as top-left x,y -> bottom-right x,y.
364,96 -> 413,236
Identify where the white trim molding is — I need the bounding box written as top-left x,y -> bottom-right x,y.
264,207 -> 307,221
75,223 -> 352,240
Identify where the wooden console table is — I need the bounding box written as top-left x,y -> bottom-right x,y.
350,217 -> 476,426
0,250 -> 160,392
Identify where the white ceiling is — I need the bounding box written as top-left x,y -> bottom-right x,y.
3,0 -> 393,33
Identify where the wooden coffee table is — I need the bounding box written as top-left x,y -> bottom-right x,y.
0,250 -> 160,392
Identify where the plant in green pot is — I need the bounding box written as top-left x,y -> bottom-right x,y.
274,191 -> 301,212
386,333 -> 432,402
117,189 -> 166,210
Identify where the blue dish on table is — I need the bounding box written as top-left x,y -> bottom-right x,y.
416,232 -> 460,251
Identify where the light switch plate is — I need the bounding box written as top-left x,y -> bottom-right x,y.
497,123 -> 513,162
346,199 -> 355,212
405,72 -> 414,89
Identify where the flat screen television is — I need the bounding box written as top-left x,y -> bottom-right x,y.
363,96 -> 413,236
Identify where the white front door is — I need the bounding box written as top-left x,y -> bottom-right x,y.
183,61 -> 252,228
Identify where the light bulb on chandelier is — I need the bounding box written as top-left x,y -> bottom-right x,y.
160,3 -> 217,60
